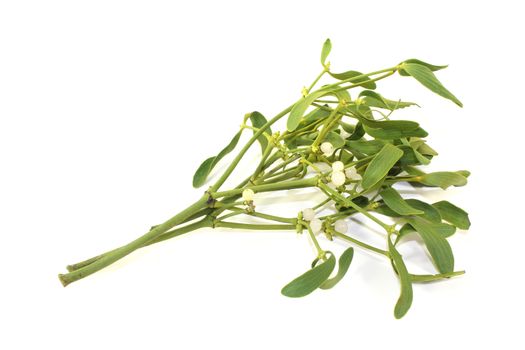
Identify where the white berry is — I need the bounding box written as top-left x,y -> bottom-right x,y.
334,219 -> 348,233
302,208 -> 315,221
345,166 -> 362,180
332,161 -> 344,172
331,171 -> 346,187
309,218 -> 323,234
320,142 -> 334,156
242,189 -> 254,201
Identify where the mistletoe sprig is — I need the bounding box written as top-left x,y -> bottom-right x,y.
59,39 -> 471,319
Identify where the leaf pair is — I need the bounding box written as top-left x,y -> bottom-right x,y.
281,248 -> 354,297
399,59 -> 463,107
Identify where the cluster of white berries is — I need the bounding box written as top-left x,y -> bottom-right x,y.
301,208 -> 322,234
330,161 -> 346,187
302,207 -> 349,235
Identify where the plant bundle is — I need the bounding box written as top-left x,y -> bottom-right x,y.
59,39 -> 471,318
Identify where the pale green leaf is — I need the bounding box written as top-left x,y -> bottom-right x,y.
401,63 -> 463,107
362,144 -> 404,189
321,38 -> 332,65
388,238 -> 413,319
320,248 -> 354,289
433,201 -> 471,230
248,111 -> 272,154
418,171 -> 468,189
380,187 -> 424,216
406,217 -> 455,274
281,253 -> 336,297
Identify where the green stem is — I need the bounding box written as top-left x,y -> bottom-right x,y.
215,221 -> 296,231
59,195 -> 209,286
307,68 -> 328,92
306,223 -> 325,258
333,231 -> 389,257
213,177 -> 319,199
328,67 -> 398,87
334,71 -> 395,92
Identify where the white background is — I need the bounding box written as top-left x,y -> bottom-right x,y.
1,0 -> 523,349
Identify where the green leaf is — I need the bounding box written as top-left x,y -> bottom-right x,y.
388,238 -> 413,319
321,38 -> 332,66
418,171 -> 468,189
398,222 -> 456,239
404,199 -> 442,223
359,90 -> 418,110
362,144 -> 404,189
380,187 -> 424,216
346,139 -> 386,155
287,88 -> 335,131
192,131 -> 242,188
401,63 -> 463,107
325,131 -> 345,149
406,217 -> 455,274
433,201 -> 471,230
329,70 -> 377,89
248,111 -> 272,154
363,125 -> 428,140
320,248 -> 354,289
398,59 -> 448,76
281,253 -> 336,297
348,122 -> 365,140
416,141 -> 438,156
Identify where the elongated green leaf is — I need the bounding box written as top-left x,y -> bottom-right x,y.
320,247 -> 354,289
416,142 -> 438,156
401,63 -> 463,107
329,70 -> 377,89
288,88 -> 335,131
325,131 -> 345,149
374,204 -> 401,217
281,253 -> 336,297
406,217 -> 454,274
388,238 -> 413,319
348,109 -> 419,131
248,111 -> 272,154
362,144 -> 404,189
192,131 -> 242,188
433,201 -> 471,230
346,139 -> 386,155
321,38 -> 331,65
398,59 -> 448,76
363,125 -> 428,140
380,187 -> 424,215
359,90 -> 418,110
404,199 -> 442,223
398,221 -> 456,239
418,171 -> 468,189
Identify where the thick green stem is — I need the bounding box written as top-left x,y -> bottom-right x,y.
67,217 -> 215,272
213,176 -> 319,199
59,195 -> 209,286
215,221 -> 296,231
